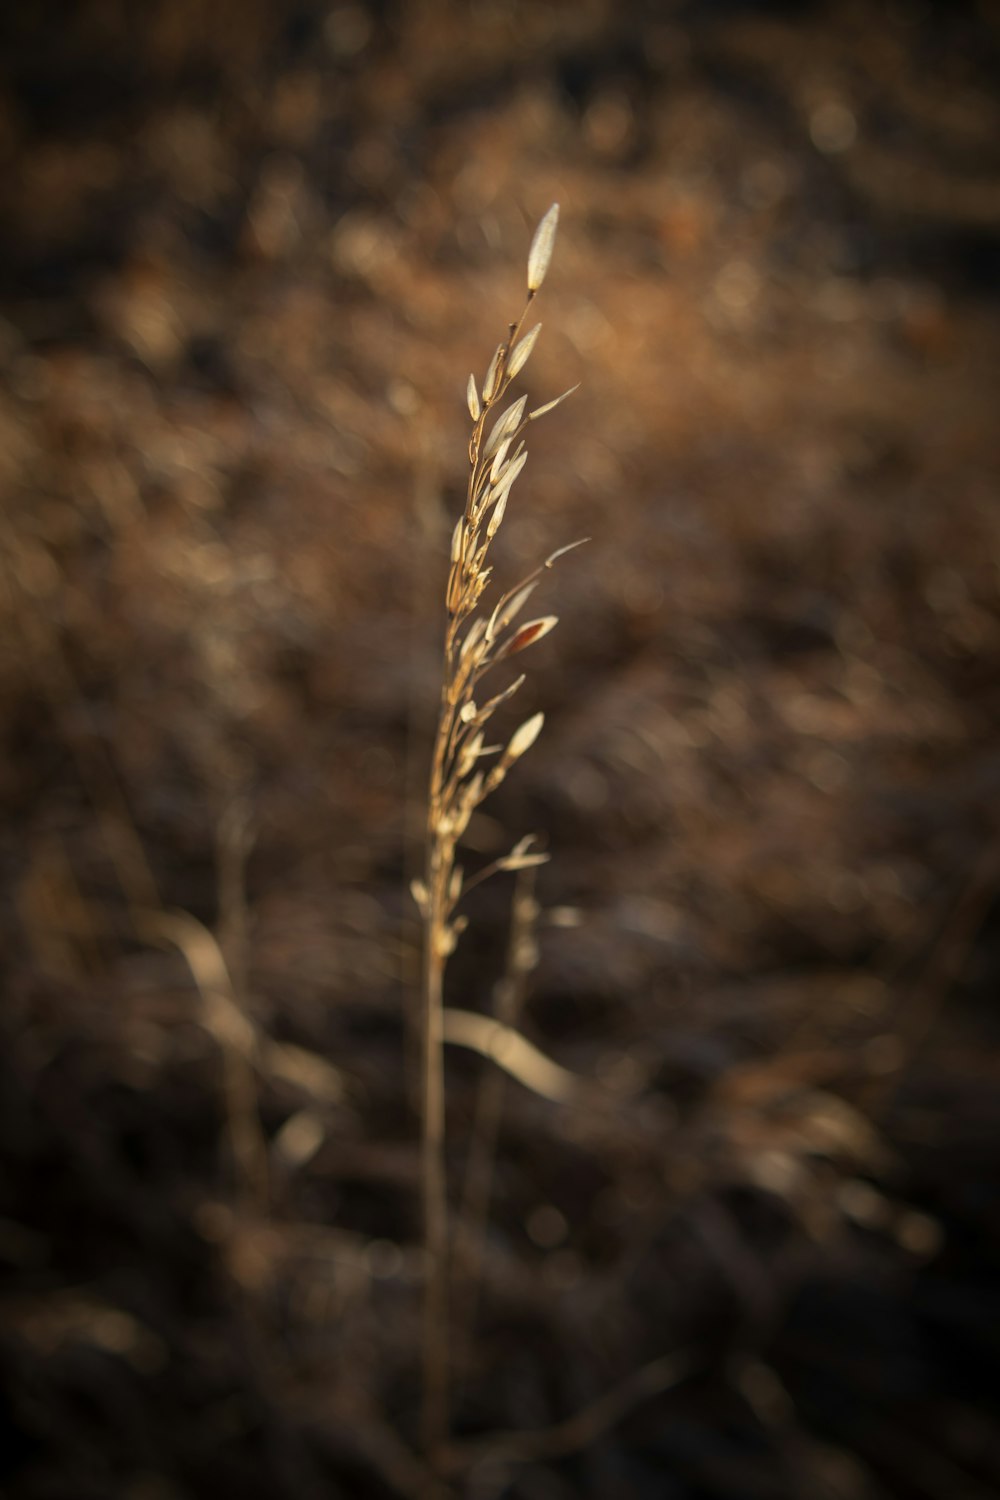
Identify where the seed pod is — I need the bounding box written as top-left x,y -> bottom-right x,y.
490,449 -> 527,503
485,455 -> 527,538
505,711 -> 545,763
507,323 -> 542,379
527,204 -> 559,293
456,731 -> 484,778
498,615 -> 558,659
467,374 -> 481,421
487,580 -> 537,643
529,384 -> 579,421
459,619 -> 487,665
486,489 -> 509,540
435,925 -> 458,959
482,344 -> 505,403
409,878 -> 430,916
483,394 -> 527,459
489,437 -> 513,483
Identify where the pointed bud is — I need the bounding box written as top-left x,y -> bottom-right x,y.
507,323 -> 542,379
410,878 -> 430,916
500,615 -> 558,658
490,437 -> 513,483
483,394 -> 527,459
487,580 -> 537,642
483,344 -> 505,403
486,488 -> 509,540
457,731 -> 484,778
506,711 -> 545,763
529,384 -> 579,421
527,204 -> 559,293
491,449 -> 527,501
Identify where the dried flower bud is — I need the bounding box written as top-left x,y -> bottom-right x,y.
489,437 -> 513,483
482,344 -> 505,403
505,711 -> 545,763
527,204 -> 559,293
483,394 -> 527,459
462,616 -> 486,650
491,449 -> 527,503
410,878 -> 430,916
529,384 -> 579,422
486,489 -> 509,540
501,615 -> 558,658
435,925 -> 458,959
507,323 -> 542,379
452,773 -> 483,837
467,373 -> 481,421
487,580 -> 537,642
456,731 -> 484,778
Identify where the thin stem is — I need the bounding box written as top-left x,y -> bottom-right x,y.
455,867 -> 538,1371
421,660 -> 455,1469
420,893 -> 449,1468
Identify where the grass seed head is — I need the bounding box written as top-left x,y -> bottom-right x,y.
527,203 -> 559,293
484,394 -> 527,459
482,343 -> 505,403
529,384 -> 579,422
505,711 -> 545,763
507,322 -> 542,379
500,615 -> 558,659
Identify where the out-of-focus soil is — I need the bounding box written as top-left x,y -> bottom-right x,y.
1,2 -> 999,1496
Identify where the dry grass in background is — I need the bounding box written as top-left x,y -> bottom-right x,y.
2,2 -> 1000,1498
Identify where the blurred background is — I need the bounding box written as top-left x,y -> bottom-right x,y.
2,1 -> 999,1496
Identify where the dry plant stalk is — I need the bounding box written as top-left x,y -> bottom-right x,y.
456,864 -> 541,1368
411,202 -> 582,1466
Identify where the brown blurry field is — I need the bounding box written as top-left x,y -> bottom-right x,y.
2,2 -> 1000,1497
